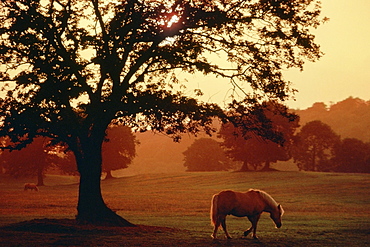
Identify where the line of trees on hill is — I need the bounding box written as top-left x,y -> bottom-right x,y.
293,120 -> 370,173
296,97 -> 370,142
2,98 -> 369,181
183,100 -> 370,173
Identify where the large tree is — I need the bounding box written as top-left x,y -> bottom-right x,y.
219,101 -> 299,171
183,138 -> 233,171
0,0 -> 324,225
1,137 -> 52,186
102,125 -> 137,179
332,138 -> 370,173
293,120 -> 340,171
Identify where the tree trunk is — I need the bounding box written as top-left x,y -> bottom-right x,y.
261,161 -> 271,171
36,166 -> 44,186
105,169 -> 114,179
312,145 -> 316,171
74,137 -> 134,226
239,160 -> 251,172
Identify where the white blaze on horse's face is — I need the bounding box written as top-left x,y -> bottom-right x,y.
270,204 -> 284,228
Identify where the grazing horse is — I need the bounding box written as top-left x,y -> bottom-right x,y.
24,183 -> 39,191
210,189 -> 284,239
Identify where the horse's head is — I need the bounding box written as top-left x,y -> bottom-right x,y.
270,204 -> 284,228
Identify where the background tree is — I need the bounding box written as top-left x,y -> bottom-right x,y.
293,120 -> 340,171
332,138 -> 370,173
102,126 -> 138,179
1,137 -> 52,186
0,0 -> 324,225
54,150 -> 79,176
56,125 -> 138,178
183,138 -> 233,171
219,102 -> 299,171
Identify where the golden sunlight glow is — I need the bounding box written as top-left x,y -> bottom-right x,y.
167,14 -> 180,27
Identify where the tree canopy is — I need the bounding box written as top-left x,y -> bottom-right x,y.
292,120 -> 340,172
102,125 -> 138,178
183,138 -> 233,171
0,0 -> 325,225
332,138 -> 370,173
1,137 -> 52,186
219,101 -> 299,171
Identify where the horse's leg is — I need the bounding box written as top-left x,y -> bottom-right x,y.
251,214 -> 261,239
244,214 -> 261,239
243,227 -> 252,236
244,216 -> 254,237
211,218 -> 220,239
220,216 -> 232,239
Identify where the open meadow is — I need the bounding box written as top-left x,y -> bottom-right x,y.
0,171 -> 369,246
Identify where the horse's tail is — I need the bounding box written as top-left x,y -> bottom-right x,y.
210,194 -> 219,226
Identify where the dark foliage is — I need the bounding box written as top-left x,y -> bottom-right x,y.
219,101 -> 299,171
1,137 -> 56,186
183,138 -> 233,171
292,120 -> 340,171
332,138 -> 370,173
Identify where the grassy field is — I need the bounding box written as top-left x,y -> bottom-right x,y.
0,171 -> 369,246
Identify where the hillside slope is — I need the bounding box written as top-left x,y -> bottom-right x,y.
294,97 -> 370,142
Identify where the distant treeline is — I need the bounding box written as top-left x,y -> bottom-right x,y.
182,97 -> 370,173
1,97 -> 369,182
294,97 -> 370,143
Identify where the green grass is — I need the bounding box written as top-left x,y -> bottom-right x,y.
0,171 -> 369,246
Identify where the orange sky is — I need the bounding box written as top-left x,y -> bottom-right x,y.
187,0 -> 370,110
284,0 -> 370,109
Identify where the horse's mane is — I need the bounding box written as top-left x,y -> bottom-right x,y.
249,189 -> 278,208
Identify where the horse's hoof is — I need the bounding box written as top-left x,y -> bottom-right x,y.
211,234 -> 216,239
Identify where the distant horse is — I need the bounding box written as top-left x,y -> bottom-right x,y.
210,189 -> 284,239
24,183 -> 39,191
